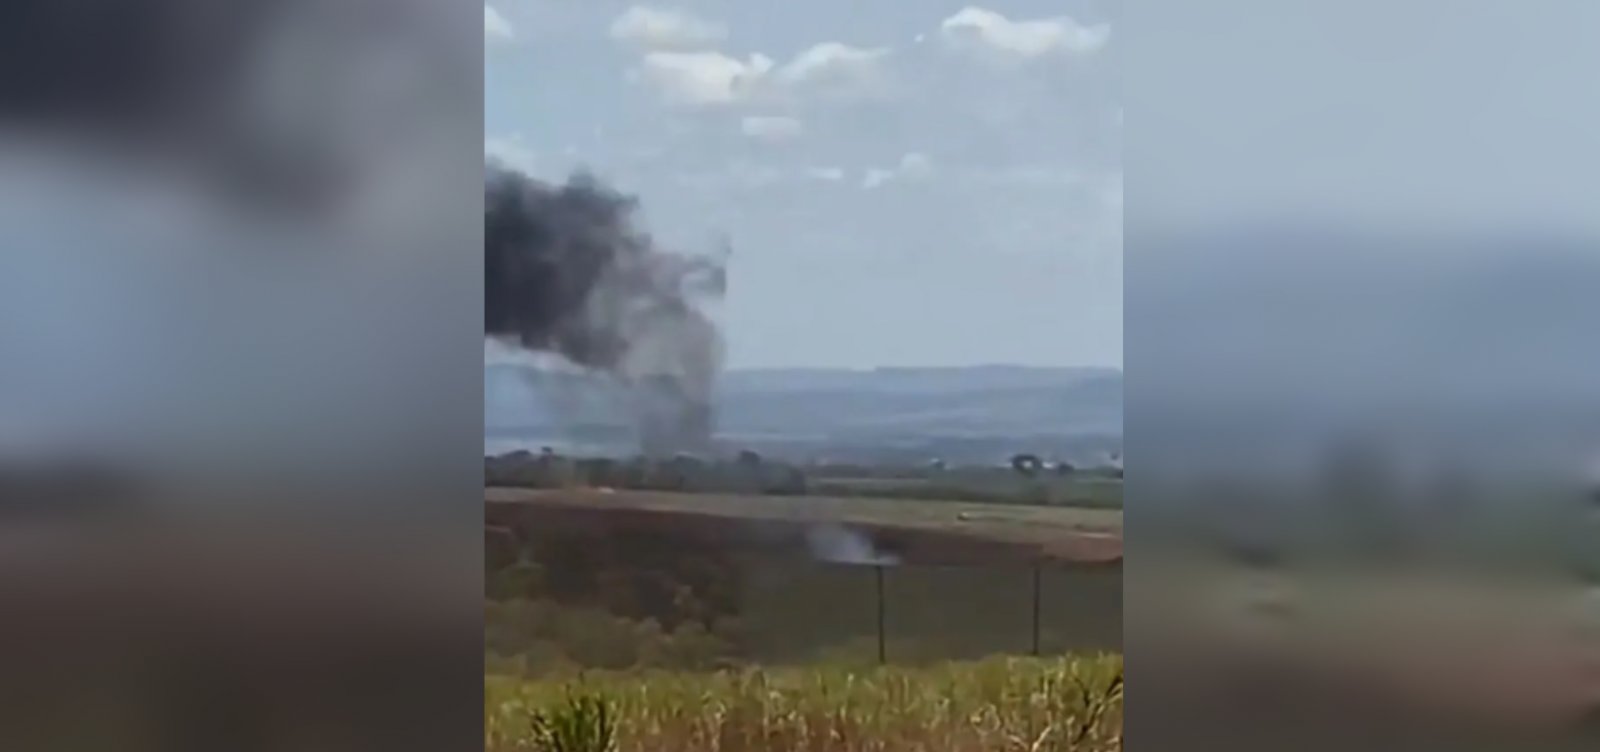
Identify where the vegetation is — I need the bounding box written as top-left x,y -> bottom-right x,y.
518,693 -> 618,752
486,568 -> 1121,674
484,455 -> 1124,751
808,475 -> 1121,510
485,450 -> 1123,509
485,451 -> 809,496
486,655 -> 1123,752
485,510 -> 1121,674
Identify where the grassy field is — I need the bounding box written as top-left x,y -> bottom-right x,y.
485,488 -> 1125,750
485,654 -> 1123,752
486,454 -> 1123,511
809,472 -> 1123,510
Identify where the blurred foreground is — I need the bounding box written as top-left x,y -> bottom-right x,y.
485,655 -> 1123,752
1,0 -> 482,749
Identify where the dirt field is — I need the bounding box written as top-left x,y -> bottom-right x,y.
485,487 -> 1122,567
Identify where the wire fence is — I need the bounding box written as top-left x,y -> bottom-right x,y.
732,560 -> 1122,665
484,534 -> 1123,673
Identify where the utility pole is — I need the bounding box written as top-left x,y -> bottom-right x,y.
875,564 -> 887,665
1031,561 -> 1042,656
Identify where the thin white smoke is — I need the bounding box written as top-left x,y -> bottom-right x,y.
805,523 -> 899,566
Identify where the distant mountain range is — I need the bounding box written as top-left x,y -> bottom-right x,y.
485,364 -> 1123,464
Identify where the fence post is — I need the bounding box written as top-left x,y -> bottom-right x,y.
875,564 -> 887,665
1031,561 -> 1042,656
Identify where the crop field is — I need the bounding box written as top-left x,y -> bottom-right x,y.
485,654 -> 1123,752
485,488 -> 1125,750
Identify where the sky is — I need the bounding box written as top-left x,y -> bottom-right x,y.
484,0 -> 1121,370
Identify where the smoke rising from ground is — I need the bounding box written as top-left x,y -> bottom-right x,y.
484,163 -> 726,456
806,523 -> 901,566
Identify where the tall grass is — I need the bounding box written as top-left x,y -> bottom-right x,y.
486,654 -> 1123,752
523,694 -> 617,752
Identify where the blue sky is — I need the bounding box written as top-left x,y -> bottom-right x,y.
485,0 -> 1121,369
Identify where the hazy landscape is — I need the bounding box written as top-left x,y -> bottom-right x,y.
486,364 -> 1123,466
484,366 -> 1125,751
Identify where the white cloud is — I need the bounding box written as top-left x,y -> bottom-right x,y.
897,152 -> 934,178
860,168 -> 896,190
673,165 -> 856,191
956,165 -> 1085,187
860,152 -> 935,189
775,42 -> 893,100
726,162 -> 787,188
610,6 -> 727,50
485,5 -> 514,42
939,7 -> 1109,59
634,51 -> 774,105
486,134 -> 539,174
741,115 -> 804,142
631,41 -> 890,106
777,43 -> 889,84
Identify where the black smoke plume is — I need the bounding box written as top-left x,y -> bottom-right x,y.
484,163 -> 725,456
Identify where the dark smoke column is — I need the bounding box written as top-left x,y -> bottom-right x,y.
484,163 -> 725,457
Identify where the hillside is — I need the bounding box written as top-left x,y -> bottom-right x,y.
485,365 -> 1123,464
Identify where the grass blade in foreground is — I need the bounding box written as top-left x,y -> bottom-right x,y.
486,654 -> 1123,752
